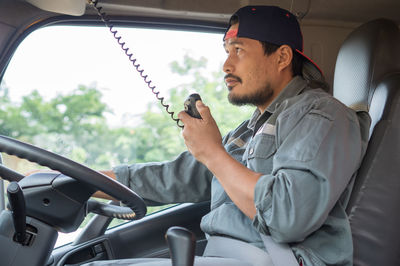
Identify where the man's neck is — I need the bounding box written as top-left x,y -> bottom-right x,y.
257,74 -> 294,112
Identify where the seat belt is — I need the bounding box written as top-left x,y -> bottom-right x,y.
203,236 -> 273,266
259,234 -> 299,266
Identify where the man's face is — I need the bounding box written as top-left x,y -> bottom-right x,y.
223,23 -> 279,109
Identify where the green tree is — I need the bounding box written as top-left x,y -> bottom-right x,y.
0,83 -> 113,171
0,55 -> 255,227
0,54 -> 254,170
127,54 -> 253,164
0,84 -> 108,140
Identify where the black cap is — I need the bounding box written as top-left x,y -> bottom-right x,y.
225,6 -> 323,81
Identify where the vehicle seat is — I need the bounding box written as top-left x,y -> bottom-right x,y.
333,19 -> 400,266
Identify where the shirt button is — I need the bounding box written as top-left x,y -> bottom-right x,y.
249,148 -> 254,155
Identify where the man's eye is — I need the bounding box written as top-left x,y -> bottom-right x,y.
235,47 -> 242,53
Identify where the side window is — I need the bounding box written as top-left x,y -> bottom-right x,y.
0,25 -> 253,247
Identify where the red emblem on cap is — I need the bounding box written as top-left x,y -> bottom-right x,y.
224,29 -> 238,40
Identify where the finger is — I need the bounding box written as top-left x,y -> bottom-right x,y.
178,110 -> 190,123
196,101 -> 211,121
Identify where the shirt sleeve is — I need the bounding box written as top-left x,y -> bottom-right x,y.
113,151 -> 213,206
252,98 -> 367,243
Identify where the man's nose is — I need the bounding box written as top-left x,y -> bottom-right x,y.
223,55 -> 234,74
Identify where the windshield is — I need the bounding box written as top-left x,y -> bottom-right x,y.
0,24 -> 253,247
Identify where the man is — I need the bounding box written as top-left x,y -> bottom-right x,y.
91,5 -> 370,266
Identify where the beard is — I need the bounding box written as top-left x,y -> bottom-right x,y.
228,83 -> 274,107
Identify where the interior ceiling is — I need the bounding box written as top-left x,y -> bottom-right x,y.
91,0 -> 400,25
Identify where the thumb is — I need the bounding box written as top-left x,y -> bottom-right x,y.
196,100 -> 211,121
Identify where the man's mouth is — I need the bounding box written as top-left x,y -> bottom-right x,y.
225,78 -> 239,90
224,74 -> 242,90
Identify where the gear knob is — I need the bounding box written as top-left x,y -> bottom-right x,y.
165,226 -> 196,266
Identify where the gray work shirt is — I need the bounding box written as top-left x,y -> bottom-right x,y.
114,76 -> 370,266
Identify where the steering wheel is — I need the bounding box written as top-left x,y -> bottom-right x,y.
0,135 -> 147,220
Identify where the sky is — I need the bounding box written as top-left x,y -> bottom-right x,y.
2,25 -> 227,126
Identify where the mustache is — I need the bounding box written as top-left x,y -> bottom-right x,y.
224,74 -> 242,83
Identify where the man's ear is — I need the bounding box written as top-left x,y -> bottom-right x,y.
277,45 -> 293,73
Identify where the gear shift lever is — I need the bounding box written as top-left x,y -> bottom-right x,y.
165,226 -> 196,266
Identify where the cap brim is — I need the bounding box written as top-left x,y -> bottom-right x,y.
295,49 -> 324,82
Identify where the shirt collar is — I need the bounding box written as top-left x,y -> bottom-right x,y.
248,76 -> 308,130
266,76 -> 308,113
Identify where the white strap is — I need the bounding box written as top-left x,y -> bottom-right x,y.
204,236 -> 273,266
260,234 -> 299,266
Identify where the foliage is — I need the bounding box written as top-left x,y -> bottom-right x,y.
0,55 -> 253,227
2,54 -> 253,170
0,85 -> 108,139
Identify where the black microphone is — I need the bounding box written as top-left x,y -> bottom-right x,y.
184,93 -> 202,119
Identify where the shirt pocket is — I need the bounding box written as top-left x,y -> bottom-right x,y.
281,109 -> 333,162
246,134 -> 276,174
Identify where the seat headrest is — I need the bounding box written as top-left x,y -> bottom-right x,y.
333,19 -> 400,112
